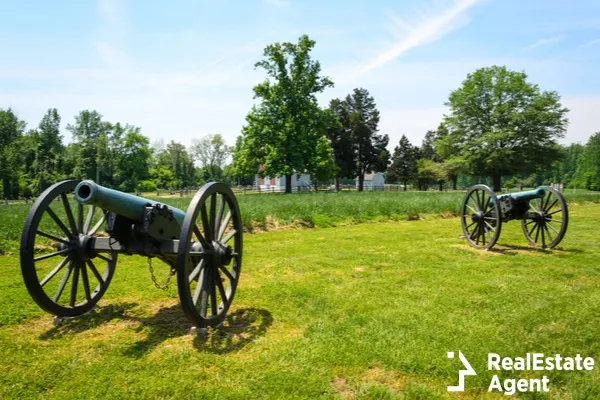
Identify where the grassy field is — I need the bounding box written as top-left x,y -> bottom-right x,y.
0,202 -> 599,399
1,188 -> 599,254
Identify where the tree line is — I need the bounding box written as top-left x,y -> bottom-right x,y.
1,35 -> 599,199
0,108 -> 244,199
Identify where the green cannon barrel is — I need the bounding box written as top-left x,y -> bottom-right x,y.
74,180 -> 186,225
495,187 -> 546,204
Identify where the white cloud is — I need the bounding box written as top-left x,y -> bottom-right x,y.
523,35 -> 564,51
340,0 -> 482,82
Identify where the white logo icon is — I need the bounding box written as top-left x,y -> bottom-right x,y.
448,350 -> 477,391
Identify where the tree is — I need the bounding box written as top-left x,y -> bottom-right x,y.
387,135 -> 418,190
32,109 -> 64,192
576,132 -> 600,190
326,99 -> 354,191
153,141 -> 196,189
443,65 -> 569,191
66,110 -> 107,181
416,158 -> 448,191
190,134 -> 229,181
115,128 -> 151,192
333,88 -> 390,191
237,34 -> 334,193
0,109 -> 26,198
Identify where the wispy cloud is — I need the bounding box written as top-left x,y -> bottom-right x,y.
523,35 -> 564,51
342,0 -> 481,82
580,38 -> 600,48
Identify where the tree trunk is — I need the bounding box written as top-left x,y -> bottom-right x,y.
334,176 -> 340,192
452,176 -> 457,191
438,181 -> 443,191
285,174 -> 292,194
358,174 -> 364,192
403,179 -> 408,191
492,174 -> 501,192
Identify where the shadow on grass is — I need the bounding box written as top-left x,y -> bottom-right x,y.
492,243 -> 584,256
39,302 -> 139,340
193,308 -> 274,354
38,302 -> 273,356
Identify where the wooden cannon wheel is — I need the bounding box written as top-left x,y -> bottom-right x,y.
20,180 -> 117,317
521,186 -> 569,249
460,184 -> 502,250
176,182 -> 243,328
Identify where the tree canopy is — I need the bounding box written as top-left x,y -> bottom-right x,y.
441,65 -> 569,191
235,34 -> 335,193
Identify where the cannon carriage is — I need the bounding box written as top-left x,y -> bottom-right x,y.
20,179 -> 242,331
460,185 -> 568,250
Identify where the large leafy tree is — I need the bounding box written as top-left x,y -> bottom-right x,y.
443,65 -> 569,191
387,134 -> 418,190
237,34 -> 335,193
66,110 -> 107,181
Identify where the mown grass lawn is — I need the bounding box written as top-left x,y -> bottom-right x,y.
1,204 -> 599,399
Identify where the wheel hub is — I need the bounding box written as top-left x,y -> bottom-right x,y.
212,241 -> 234,267
471,211 -> 484,223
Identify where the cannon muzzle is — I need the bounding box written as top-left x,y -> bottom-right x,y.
74,180 -> 186,224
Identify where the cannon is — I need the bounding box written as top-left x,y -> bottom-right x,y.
460,185 -> 568,250
20,180 -> 242,331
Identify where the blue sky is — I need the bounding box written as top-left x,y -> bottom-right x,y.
1,0 -> 600,151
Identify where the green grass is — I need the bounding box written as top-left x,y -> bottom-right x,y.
2,188 -> 600,254
1,204 -> 599,399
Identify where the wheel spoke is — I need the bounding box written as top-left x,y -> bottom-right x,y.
36,230 -> 70,245
61,193 -> 78,234
201,203 -> 211,242
193,225 -> 210,249
210,273 -> 218,316
544,198 -> 558,213
465,204 -> 477,214
528,222 -> 537,238
215,196 -> 225,241
53,260 -> 74,302
34,248 -> 71,262
535,224 -> 541,243
218,211 -> 232,240
524,220 -> 536,226
222,229 -> 237,244
209,193 -> 217,244
547,209 -> 563,217
474,190 -> 482,210
88,211 -> 107,236
70,261 -> 80,307
484,220 -> 495,233
40,255 -> 71,287
544,224 -> 554,243
218,265 -> 234,282
46,207 -> 73,238
87,259 -> 105,286
193,268 -> 205,304
189,259 -> 205,283
540,223 -> 546,247
83,205 -> 96,234
215,269 -> 228,305
546,221 -> 560,234
96,253 -> 112,263
80,260 -> 92,302
466,220 -> 476,230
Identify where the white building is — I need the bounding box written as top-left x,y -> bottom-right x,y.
255,174 -> 311,192
356,172 -> 385,189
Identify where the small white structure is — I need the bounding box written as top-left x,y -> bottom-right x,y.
255,173 -> 311,192
356,172 -> 385,189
